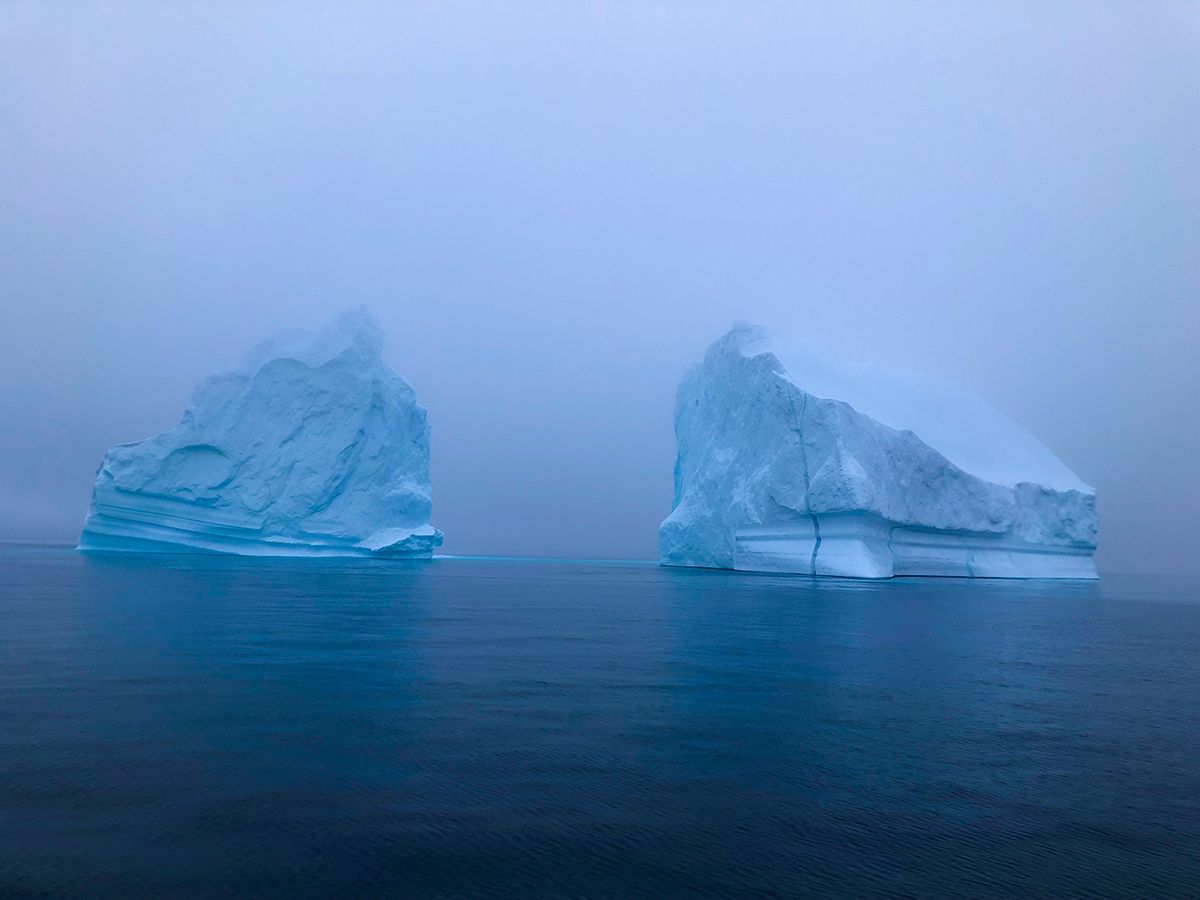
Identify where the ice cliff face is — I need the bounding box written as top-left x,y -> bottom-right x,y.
79,309 -> 443,557
659,324 -> 1098,579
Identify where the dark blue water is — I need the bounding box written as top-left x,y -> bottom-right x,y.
2,548 -> 1197,897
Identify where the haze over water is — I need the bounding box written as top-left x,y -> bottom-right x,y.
2,3 -> 1197,574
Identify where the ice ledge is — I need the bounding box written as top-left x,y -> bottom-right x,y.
78,504 -> 443,559
356,524 -> 444,555
667,512 -> 1097,580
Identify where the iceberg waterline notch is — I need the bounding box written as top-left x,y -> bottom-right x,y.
79,308 -> 444,557
659,324 -> 1098,579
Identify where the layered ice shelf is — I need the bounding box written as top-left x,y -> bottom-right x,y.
79,309 -> 443,557
659,325 -> 1098,579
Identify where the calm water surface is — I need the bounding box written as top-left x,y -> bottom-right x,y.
2,548 -> 1197,897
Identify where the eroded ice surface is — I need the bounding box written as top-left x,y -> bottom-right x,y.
79,309 -> 444,557
659,324 -> 1098,579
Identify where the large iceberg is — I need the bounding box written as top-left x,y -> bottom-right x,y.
79,309 -> 443,557
659,324 -> 1098,579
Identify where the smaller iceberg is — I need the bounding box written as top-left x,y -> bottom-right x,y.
79,309 -> 443,557
660,324 -> 1098,579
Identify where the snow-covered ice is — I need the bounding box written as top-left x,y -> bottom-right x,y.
659,324 -> 1098,579
79,309 -> 443,557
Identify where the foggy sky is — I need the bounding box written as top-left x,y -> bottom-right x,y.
2,2 -> 1197,574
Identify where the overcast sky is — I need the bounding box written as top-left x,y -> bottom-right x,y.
2,2 -> 1197,573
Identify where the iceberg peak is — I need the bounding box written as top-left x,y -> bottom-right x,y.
235,305 -> 385,377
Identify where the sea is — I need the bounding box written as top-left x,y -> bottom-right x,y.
2,546 -> 1197,897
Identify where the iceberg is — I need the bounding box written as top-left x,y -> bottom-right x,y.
659,324 -> 1098,579
79,309 -> 444,557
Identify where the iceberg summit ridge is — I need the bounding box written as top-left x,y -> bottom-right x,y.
79,308 -> 443,557
659,324 -> 1098,579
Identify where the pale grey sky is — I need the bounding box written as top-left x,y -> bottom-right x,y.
1,2 -> 1197,573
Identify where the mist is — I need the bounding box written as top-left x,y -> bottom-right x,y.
1,2 -> 1196,573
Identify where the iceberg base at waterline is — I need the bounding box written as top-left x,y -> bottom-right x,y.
78,513 -> 444,558
728,512 -> 1097,580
